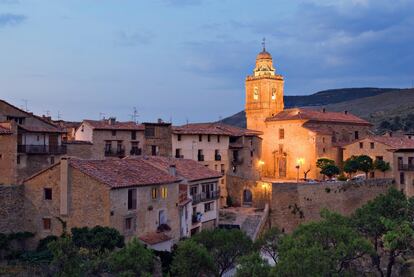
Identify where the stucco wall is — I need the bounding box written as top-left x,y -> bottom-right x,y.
270,179 -> 394,232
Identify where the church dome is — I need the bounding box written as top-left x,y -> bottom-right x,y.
256,50 -> 272,60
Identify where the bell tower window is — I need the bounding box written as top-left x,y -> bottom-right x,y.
253,87 -> 259,100
271,88 -> 276,101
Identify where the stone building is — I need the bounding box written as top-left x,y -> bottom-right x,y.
23,156 -> 221,250
343,135 -> 414,196
0,99 -> 67,184
172,123 -> 262,206
245,48 -> 372,180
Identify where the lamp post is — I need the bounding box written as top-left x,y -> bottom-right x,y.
296,158 -> 305,183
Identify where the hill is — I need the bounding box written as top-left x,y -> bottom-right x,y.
220,88 -> 413,131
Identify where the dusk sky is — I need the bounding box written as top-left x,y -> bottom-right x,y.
1,0 -> 413,124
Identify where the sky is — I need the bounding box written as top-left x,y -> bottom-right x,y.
0,0 -> 413,124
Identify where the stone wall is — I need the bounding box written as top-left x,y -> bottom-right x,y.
226,175 -> 269,209
0,184 -> 24,233
0,122 -> 17,185
270,179 -> 394,232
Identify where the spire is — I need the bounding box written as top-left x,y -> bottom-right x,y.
262,37 -> 266,52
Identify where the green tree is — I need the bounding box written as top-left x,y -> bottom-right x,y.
374,159 -> 391,178
274,210 -> 373,276
171,239 -> 216,277
109,238 -> 154,277
352,188 -> 414,277
343,156 -> 359,178
193,229 -> 253,276
355,155 -> 373,179
71,226 -> 124,252
48,236 -> 83,277
316,158 -> 335,170
236,252 -> 271,277
254,227 -> 283,264
320,164 -> 340,180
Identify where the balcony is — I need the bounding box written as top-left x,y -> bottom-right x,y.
398,164 -> 414,171
198,154 -> 204,162
215,154 -> 221,161
130,148 -> 142,156
232,157 -> 244,165
17,145 -> 67,155
191,189 -> 220,205
192,212 -> 202,224
105,149 -> 126,157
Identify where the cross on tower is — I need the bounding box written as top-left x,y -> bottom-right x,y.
262,37 -> 266,51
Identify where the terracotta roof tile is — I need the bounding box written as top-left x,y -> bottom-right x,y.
83,119 -> 145,131
139,232 -> 172,245
173,122 -> 262,136
69,159 -> 180,189
0,125 -> 12,135
266,108 -> 371,125
18,124 -> 66,133
370,136 -> 414,150
128,156 -> 223,182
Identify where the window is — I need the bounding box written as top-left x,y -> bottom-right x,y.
208,135 -> 211,142
145,127 -> 155,137
400,172 -> 405,185
177,134 -> 182,141
250,150 -> 254,157
151,188 -> 158,199
175,148 -> 182,158
50,156 -> 55,165
130,142 -> 140,155
161,187 -> 168,199
370,142 -> 375,149
105,141 -> 112,153
198,149 -> 204,161
125,217 -> 133,231
253,87 -> 259,100
214,164 -> 218,171
359,142 -> 364,149
322,137 -> 325,143
204,202 -> 213,212
190,186 -> 198,196
128,189 -> 137,210
42,218 -> 51,230
159,210 -> 167,225
199,134 -> 202,142
117,141 -> 123,153
112,130 -> 116,136
151,145 -> 158,156
131,131 -> 136,140
44,188 -> 52,200
354,131 -> 359,140
323,148 -> 326,153
217,135 -> 220,143
271,88 -> 276,100
279,128 -> 284,139
221,164 -> 225,174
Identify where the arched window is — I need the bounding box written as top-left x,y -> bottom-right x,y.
253,87 -> 259,100
243,189 -> 253,204
271,88 -> 276,100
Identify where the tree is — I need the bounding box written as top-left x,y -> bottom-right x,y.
320,164 -> 340,180
71,226 -> 124,252
48,236 -> 84,277
316,158 -> 335,179
274,210 -> 373,276
254,227 -> 283,264
109,238 -> 154,277
236,252 -> 271,277
374,159 -> 391,177
355,155 -> 373,179
343,156 -> 359,178
171,239 -> 216,277
352,188 -> 414,277
193,229 -> 253,276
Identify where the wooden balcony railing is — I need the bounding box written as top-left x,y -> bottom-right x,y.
18,145 -> 67,155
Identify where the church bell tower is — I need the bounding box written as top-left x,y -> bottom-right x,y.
245,40 -> 284,131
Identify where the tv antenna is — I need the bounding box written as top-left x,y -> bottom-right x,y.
99,112 -> 106,120
57,111 -> 62,120
129,107 -> 139,123
21,99 -> 28,112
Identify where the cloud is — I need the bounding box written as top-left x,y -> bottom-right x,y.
0,13 -> 26,27
115,30 -> 154,47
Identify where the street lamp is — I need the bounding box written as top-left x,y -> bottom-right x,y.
296,158 -> 304,183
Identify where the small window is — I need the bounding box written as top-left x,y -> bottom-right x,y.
400,172 -> 405,185
279,128 -> 284,139
217,135 -> 220,143
204,202 -> 213,212
161,187 -> 168,199
271,88 -> 276,100
199,134 -> 202,142
177,134 -> 182,141
221,164 -> 225,174
151,145 -> 158,156
42,218 -> 51,230
323,148 -> 326,153
145,127 -> 155,137
253,87 -> 259,100
355,131 -> 359,140
131,131 -> 136,140
50,156 -> 55,165
175,148 -> 182,158
322,137 -> 325,143
44,188 -> 52,200
151,188 -> 158,199
125,217 -> 133,231
190,186 -> 198,196
370,142 -> 375,149
359,142 -> 363,149
112,130 -> 116,136
250,150 -> 254,157
208,135 -> 211,142
128,189 -> 137,210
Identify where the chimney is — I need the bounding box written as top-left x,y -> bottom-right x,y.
344,110 -> 348,115
60,157 -> 70,216
158,118 -> 164,124
322,108 -> 326,113
169,164 -> 177,176
108,117 -> 116,125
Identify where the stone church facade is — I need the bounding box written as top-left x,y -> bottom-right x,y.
245,46 -> 372,180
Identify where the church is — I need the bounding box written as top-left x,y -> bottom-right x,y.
245,44 -> 372,180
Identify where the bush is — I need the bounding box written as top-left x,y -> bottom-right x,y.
71,226 -> 124,252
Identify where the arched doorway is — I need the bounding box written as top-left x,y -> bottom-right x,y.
243,189 -> 253,205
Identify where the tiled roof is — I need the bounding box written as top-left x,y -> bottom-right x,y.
369,136 -> 414,150
266,108 -> 371,125
303,125 -> 334,136
69,159 -> 181,189
18,124 -> 66,133
130,156 -> 223,182
139,232 -> 172,245
173,122 -> 262,136
0,125 -> 12,135
83,120 -> 145,131
53,120 -> 82,129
